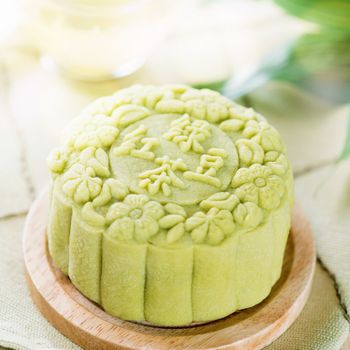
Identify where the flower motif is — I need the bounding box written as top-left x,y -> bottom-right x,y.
200,192 -> 239,211
79,147 -> 110,177
185,208 -> 235,245
243,120 -> 283,152
68,114 -> 119,151
159,203 -> 188,243
106,194 -> 164,243
231,164 -> 285,210
47,148 -> 70,174
264,151 -> 289,176
180,88 -> 232,123
233,202 -> 263,229
62,164 -> 102,204
235,139 -> 264,167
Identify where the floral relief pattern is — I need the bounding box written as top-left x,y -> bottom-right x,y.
200,192 -> 239,211
68,114 -> 120,151
62,164 -> 103,204
219,105 -> 259,133
235,139 -> 264,167
180,88 -> 232,122
199,192 -> 264,231
233,202 -> 263,229
230,105 -> 259,122
47,148 -> 70,174
116,84 -> 180,111
92,178 -> 129,207
159,203 -> 188,243
243,120 -> 284,152
185,208 -> 235,245
79,147 -> 110,177
83,95 -> 127,117
264,151 -> 289,176
81,202 -> 105,227
48,84 -> 291,246
231,164 -> 285,210
106,194 -> 164,243
112,104 -> 151,127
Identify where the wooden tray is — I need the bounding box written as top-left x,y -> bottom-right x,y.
23,191 -> 316,350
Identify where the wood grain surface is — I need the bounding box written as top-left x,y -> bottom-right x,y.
23,191 -> 316,350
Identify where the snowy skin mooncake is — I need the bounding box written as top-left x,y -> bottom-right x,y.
47,84 -> 293,326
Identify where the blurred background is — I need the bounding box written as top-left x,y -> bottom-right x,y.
1,0 -> 349,201
0,0 -> 350,349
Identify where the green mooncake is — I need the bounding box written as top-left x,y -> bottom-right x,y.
47,84 -> 294,326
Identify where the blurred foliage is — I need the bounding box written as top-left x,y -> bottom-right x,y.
274,31 -> 350,104
195,31 -> 350,104
273,0 -> 350,161
195,0 -> 350,160
274,0 -> 350,33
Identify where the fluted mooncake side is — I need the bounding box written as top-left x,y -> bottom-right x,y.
47,84 -> 293,326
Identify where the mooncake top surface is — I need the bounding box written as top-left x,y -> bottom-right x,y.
48,84 -> 292,246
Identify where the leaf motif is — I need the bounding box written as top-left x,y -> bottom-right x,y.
236,139 -> 264,167
219,119 -> 244,132
92,182 -> 112,207
159,214 -> 184,229
200,192 -> 239,211
164,203 -> 187,217
81,202 -> 105,227
185,212 -> 207,231
233,202 -> 263,228
80,147 -> 110,177
112,104 -> 150,127
167,223 -> 185,243
106,178 -> 129,200
191,222 -> 208,243
207,222 -> 225,245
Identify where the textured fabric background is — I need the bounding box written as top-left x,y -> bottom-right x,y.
0,1 -> 349,349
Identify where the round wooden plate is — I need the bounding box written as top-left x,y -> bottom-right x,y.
23,191 -> 315,350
